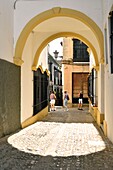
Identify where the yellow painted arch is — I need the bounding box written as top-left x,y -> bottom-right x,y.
37,65 -> 50,76
32,32 -> 99,70
14,7 -> 104,66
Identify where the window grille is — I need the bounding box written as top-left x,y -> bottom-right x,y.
73,39 -> 89,62
33,68 -> 49,116
88,68 -> 98,106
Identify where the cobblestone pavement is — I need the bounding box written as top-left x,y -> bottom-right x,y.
1,107 -> 113,170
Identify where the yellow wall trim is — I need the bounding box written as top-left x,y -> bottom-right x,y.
100,57 -> 105,64
38,65 -> 44,74
21,106 -> 48,128
103,120 -> 107,136
92,106 -> 98,121
45,68 -> 50,76
97,110 -> 104,126
13,57 -> 24,66
89,103 -> 98,121
52,7 -> 61,14
89,103 -> 106,135
32,65 -> 50,76
92,65 -> 99,71
32,65 -> 37,71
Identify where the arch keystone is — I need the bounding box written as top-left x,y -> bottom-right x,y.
52,7 -> 61,14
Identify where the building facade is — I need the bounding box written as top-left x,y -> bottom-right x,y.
48,52 -> 62,106
1,0 -> 113,143
62,37 -> 89,106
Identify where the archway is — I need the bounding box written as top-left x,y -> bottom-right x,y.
15,7 -> 104,129
32,32 -> 98,70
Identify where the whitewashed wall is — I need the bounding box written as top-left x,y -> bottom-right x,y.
38,47 -> 48,70
21,33 -> 49,123
103,0 -> 113,142
14,0 -> 103,45
0,0 -> 14,63
21,33 -> 33,123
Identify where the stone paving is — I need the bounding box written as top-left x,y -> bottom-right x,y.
0,107 -> 113,169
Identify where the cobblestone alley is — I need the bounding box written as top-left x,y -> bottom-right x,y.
0,107 -> 113,170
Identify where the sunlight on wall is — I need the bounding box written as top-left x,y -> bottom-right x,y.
8,122 -> 105,157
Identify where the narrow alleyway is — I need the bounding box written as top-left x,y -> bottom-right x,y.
0,107 -> 113,170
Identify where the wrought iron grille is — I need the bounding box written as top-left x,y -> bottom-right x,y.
88,68 -> 98,106
33,68 -> 49,116
73,38 -> 89,62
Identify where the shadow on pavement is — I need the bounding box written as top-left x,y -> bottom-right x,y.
0,107 -> 113,170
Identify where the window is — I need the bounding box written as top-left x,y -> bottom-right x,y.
73,39 -> 89,62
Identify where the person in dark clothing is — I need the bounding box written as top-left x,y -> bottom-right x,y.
78,91 -> 83,110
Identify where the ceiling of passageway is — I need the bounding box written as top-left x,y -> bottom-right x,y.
31,16 -> 99,68
33,16 -> 97,45
34,17 -> 90,32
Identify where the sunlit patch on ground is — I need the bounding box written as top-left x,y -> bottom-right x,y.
8,122 -> 106,157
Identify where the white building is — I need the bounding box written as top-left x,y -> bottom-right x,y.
0,0 -> 113,143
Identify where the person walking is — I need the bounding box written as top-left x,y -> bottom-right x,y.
78,91 -> 83,110
64,91 -> 69,111
50,91 -> 56,111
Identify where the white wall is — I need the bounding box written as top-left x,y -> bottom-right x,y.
38,47 -> 48,70
21,33 -> 34,123
97,64 -> 105,114
0,0 -> 14,63
102,0 -> 113,28
14,0 -> 103,45
104,69 -> 113,142
103,0 -> 113,142
21,32 -> 49,123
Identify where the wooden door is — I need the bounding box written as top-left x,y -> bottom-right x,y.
72,73 -> 88,103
